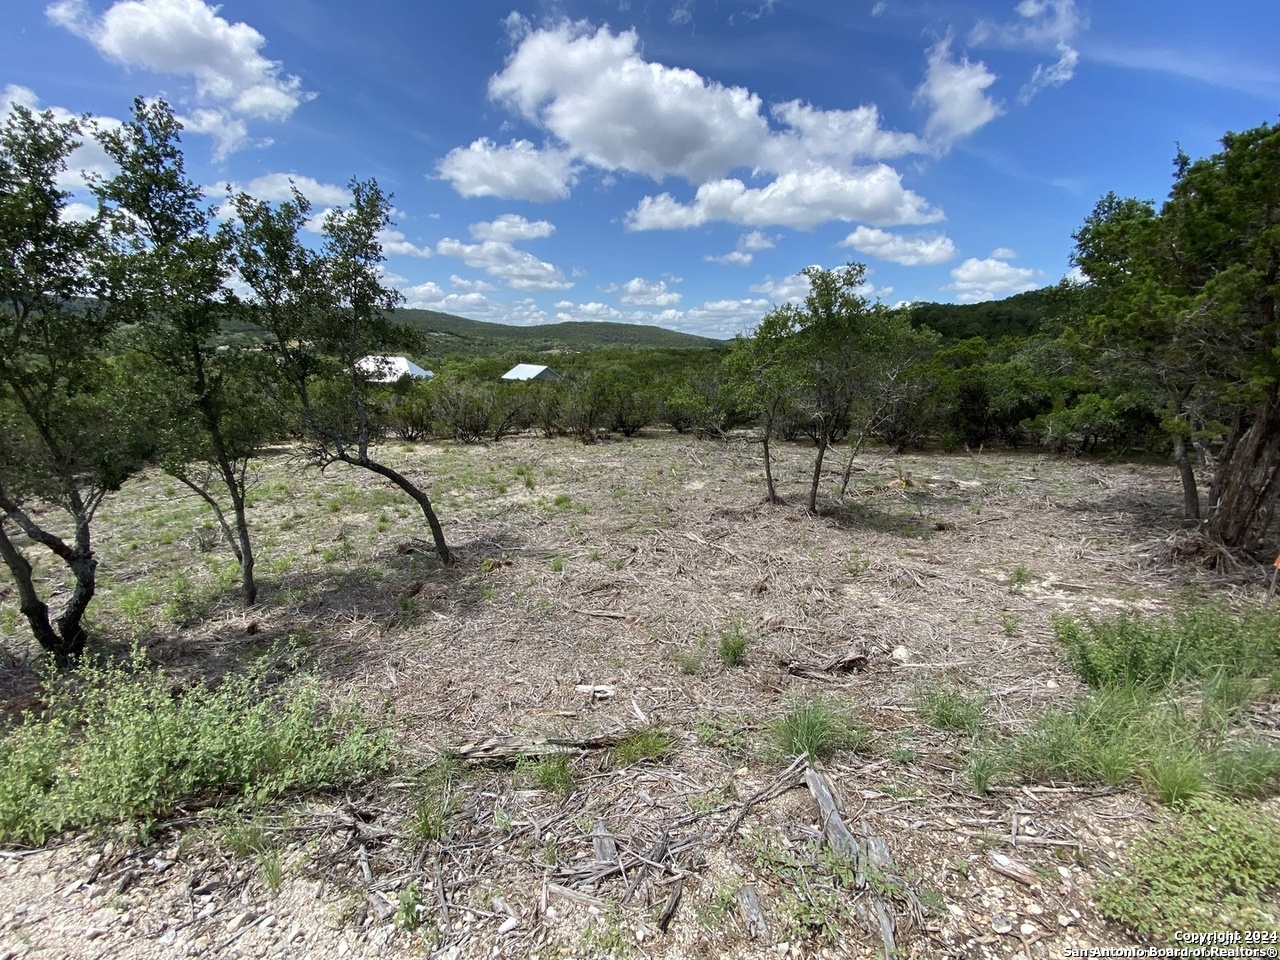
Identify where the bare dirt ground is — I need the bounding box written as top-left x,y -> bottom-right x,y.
1,432 -> 1274,960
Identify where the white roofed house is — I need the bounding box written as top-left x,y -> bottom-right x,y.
501,363 -> 561,381
356,355 -> 434,382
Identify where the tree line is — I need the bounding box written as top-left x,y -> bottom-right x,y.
3,97 -> 1277,662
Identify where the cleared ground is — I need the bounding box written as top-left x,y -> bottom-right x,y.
0,432 -> 1273,959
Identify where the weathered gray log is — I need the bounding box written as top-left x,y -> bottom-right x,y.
736,884 -> 769,939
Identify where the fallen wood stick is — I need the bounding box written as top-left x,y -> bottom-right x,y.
989,851 -> 1039,886
657,878 -> 683,933
804,765 -> 898,958
452,731 -> 627,762
737,884 -> 769,939
723,756 -> 807,838
781,650 -> 869,680
592,819 -> 618,863
622,830 -> 671,906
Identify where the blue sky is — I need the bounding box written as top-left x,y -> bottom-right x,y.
3,1 -> 1276,339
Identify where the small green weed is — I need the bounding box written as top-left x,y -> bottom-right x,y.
1009,564 -> 1033,593
550,555 -> 566,573
717,623 -> 749,668
517,753 -> 575,799
915,684 -> 986,735
771,697 -> 868,762
396,884 -> 425,931
999,612 -> 1020,636
694,715 -> 752,757
672,648 -> 703,675
613,726 -> 676,766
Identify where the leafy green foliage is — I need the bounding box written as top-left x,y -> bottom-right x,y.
1073,121 -> 1280,547
0,103 -> 152,660
1054,600 -> 1280,690
0,653 -> 389,844
1097,797 -> 1280,941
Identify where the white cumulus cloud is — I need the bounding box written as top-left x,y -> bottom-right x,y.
610,277 -> 681,307
238,173 -> 352,207
840,226 -> 957,266
469,213 -> 555,243
436,138 -> 579,202
2,85 -> 122,190
915,38 -> 1002,149
448,20 -> 957,229
946,256 -> 1039,302
48,0 -> 310,120
706,229 -> 776,266
488,21 -> 772,183
626,165 -> 942,231
435,237 -> 571,291
749,273 -> 813,302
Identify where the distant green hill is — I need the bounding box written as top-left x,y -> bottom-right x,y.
394,308 -> 727,357
909,287 -> 1067,342
219,308 -> 727,357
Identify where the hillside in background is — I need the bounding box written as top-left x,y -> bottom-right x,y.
908,286 -> 1072,342
394,309 -> 727,356
218,286 -> 1078,359
219,309 -> 727,358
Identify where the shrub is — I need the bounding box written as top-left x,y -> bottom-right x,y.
998,686 -> 1280,802
0,652 -> 389,845
1054,600 -> 1280,691
1097,797 -> 1280,941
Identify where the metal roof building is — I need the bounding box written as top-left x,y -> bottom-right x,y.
501,363 -> 561,381
356,355 -> 434,382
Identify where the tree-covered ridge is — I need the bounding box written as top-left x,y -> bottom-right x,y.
908,286 -> 1073,343
221,307 -> 729,357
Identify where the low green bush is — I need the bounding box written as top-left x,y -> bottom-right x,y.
1055,599 -> 1280,690
771,697 -> 868,762
1097,797 -> 1280,941
0,652 -> 389,845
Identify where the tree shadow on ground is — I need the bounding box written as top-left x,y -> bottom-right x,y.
0,531 -> 533,720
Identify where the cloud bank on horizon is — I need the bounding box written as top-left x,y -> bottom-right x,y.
3,0 -> 1273,337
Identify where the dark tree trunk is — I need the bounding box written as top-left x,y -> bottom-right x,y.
0,520 -> 91,666
1204,386 -> 1280,551
808,437 -> 829,515
173,473 -> 243,562
762,428 -> 780,504
224,475 -> 257,606
1173,434 -> 1201,520
348,456 -> 453,563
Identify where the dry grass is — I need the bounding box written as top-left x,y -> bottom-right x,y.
1,432 -> 1274,958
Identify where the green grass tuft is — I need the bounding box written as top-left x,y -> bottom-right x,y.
613,726 -> 676,766
771,698 -> 868,762
915,684 -> 986,735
